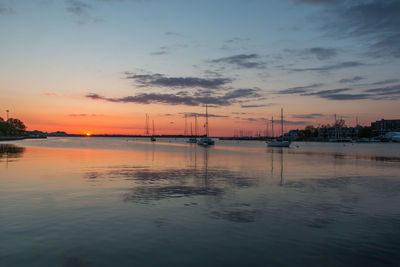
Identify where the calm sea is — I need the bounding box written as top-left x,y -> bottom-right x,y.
1,137 -> 400,266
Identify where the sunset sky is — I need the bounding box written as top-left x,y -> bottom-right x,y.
1,0 -> 399,136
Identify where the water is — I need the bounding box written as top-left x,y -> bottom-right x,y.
1,137 -> 400,266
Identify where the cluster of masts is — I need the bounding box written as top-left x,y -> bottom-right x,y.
266,108 -> 291,147
183,114 -> 199,137
144,114 -> 156,141
144,106 -> 291,147
145,104 -> 214,146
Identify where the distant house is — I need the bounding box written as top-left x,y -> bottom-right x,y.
285,130 -> 299,140
27,130 -> 47,138
318,127 -> 357,140
47,131 -> 68,137
371,119 -> 400,136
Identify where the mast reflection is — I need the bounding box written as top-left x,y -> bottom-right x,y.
268,147 -> 284,186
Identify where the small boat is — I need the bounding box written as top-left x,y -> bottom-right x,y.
187,138 -> 198,143
267,108 -> 290,148
268,140 -> 291,147
198,104 -> 215,146
198,136 -> 215,146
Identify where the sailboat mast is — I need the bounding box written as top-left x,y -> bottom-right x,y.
195,115 -> 198,137
334,113 -> 337,139
152,120 -> 155,136
205,104 -> 209,137
271,116 -> 274,138
145,114 -> 150,136
281,108 -> 284,139
184,114 -> 188,136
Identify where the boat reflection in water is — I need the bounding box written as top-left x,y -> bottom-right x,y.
268,147 -> 285,186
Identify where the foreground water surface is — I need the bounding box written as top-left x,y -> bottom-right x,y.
1,137 -> 400,266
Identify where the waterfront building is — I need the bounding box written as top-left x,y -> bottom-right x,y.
371,119 -> 400,136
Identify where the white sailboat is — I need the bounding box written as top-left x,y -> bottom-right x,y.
198,104 -> 215,146
267,108 -> 290,148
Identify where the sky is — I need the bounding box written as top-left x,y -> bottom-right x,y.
0,0 -> 399,136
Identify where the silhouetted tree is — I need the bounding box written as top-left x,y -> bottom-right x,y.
358,126 -> 373,138
7,118 -> 26,132
0,118 -> 26,136
333,118 -> 346,128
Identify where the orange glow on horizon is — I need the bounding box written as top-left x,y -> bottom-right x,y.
85,132 -> 92,137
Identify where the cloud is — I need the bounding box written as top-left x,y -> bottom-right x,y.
283,120 -> 309,125
66,0 -> 90,15
125,73 -> 232,89
43,92 -> 72,98
68,113 -> 105,117
301,88 -> 371,100
277,83 -> 323,94
85,88 -> 260,107
318,94 -> 371,100
240,117 -> 267,122
283,47 -> 337,61
308,47 -> 337,60
210,54 -> 266,69
302,88 -> 351,96
362,79 -> 400,86
296,0 -> 400,58
150,51 -> 169,56
292,114 -> 324,119
224,37 -> 250,44
221,88 -> 261,100
339,76 -> 365,83
180,113 -> 229,118
292,83 -> 400,101
241,104 -> 269,108
65,0 -> 101,23
43,92 -> 58,96
165,31 -> 184,37
0,6 -> 14,15
286,61 -> 364,72
242,117 -> 308,125
364,84 -> 400,96
150,44 -> 188,56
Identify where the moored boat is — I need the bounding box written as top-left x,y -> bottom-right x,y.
198,104 -> 215,146
267,108 -> 290,148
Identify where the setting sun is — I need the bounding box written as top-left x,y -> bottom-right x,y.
85,132 -> 92,137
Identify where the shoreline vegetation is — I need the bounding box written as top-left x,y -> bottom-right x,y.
0,117 -> 30,142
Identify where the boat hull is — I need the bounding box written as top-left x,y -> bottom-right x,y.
267,141 -> 290,147
197,137 -> 215,146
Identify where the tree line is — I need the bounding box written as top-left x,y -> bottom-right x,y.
296,119 -> 373,139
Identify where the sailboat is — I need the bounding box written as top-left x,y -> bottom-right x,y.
187,115 -> 198,143
150,120 -> 156,142
198,104 -> 215,146
267,108 -> 290,147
